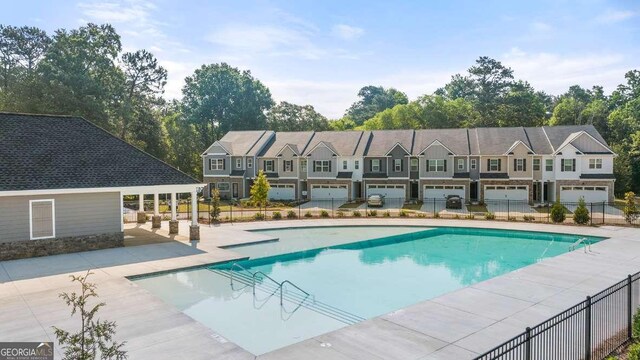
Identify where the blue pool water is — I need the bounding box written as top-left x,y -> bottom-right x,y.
132,226 -> 602,355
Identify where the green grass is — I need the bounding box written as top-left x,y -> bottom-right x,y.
339,201 -> 365,209
532,206 -> 572,214
466,204 -> 488,213
402,203 -> 423,211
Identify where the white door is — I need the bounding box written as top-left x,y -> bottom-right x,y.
423,185 -> 465,200
484,186 -> 528,201
560,186 -> 608,203
366,184 -> 406,200
268,184 -> 295,200
310,185 -> 348,199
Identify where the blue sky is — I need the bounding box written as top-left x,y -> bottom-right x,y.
2,0 -> 639,118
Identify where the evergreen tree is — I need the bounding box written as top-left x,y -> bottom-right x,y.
250,170 -> 270,207
573,197 -> 590,225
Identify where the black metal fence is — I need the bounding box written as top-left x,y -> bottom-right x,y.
475,271 -> 640,360
123,197 -> 640,226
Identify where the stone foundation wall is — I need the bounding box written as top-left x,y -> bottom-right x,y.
0,232 -> 124,261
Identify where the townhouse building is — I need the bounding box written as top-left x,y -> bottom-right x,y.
202,125 -> 616,204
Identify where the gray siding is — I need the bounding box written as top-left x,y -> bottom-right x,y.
469,156 -> 480,180
420,145 -> 453,178
246,156 -> 256,177
387,146 -> 409,178
308,146 -> 337,178
0,192 -> 121,243
453,156 -> 468,173
231,156 -> 244,170
571,134 -> 610,153
278,146 -> 298,178
205,144 -> 228,154
202,155 -> 229,176
364,157 -> 388,174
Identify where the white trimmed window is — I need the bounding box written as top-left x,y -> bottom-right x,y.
264,160 -> 274,172
562,159 -> 575,172
545,159 -> 553,172
410,158 -> 418,171
394,159 -> 402,172
235,158 -> 242,168
343,160 -> 348,170
284,160 -> 293,172
209,158 -> 224,171
314,160 -> 330,172
533,158 -> 541,171
30,199 -> 55,240
457,158 -> 464,171
371,159 -> 381,172
470,159 -> 477,170
354,160 -> 360,170
428,159 -> 445,172
247,158 -> 253,168
300,159 -> 307,172
217,183 -> 230,191
589,158 -> 602,169
515,159 -> 524,171
489,159 -> 500,172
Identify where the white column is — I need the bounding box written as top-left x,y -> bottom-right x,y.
138,194 -> 144,212
191,190 -> 198,226
153,193 -> 159,216
171,192 -> 177,221
120,191 -> 124,231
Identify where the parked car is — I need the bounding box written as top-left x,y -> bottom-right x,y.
446,195 -> 462,209
367,194 -> 385,207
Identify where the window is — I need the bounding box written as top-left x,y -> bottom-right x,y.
247,158 -> 253,168
300,159 -> 307,172
457,158 -> 464,171
264,160 -> 274,172
545,159 -> 553,172
410,158 -> 418,171
428,159 -> 445,172
533,158 -> 541,171
314,160 -> 330,172
470,159 -> 477,170
393,159 -> 402,172
562,159 -> 575,172
209,158 -> 224,171
515,159 -> 524,171
235,158 -> 242,168
489,159 -> 500,172
589,158 -> 602,169
217,183 -> 230,191
343,160 -> 348,170
354,160 -> 360,170
30,199 -> 55,240
371,159 -> 381,172
283,160 -> 293,172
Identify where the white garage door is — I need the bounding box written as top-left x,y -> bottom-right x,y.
484,186 -> 528,201
423,185 -> 465,200
560,186 -> 608,203
310,185 -> 348,199
366,184 -> 406,199
268,184 -> 295,200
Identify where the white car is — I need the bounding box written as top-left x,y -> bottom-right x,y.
367,194 -> 385,207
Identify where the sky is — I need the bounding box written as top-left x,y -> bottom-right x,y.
2,0 -> 639,118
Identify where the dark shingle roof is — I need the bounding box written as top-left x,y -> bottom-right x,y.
0,113 -> 199,191
336,172 -> 353,179
580,174 -> 616,179
480,173 -> 509,179
542,125 -> 609,152
414,129 -> 470,155
259,131 -> 314,157
364,130 -> 414,156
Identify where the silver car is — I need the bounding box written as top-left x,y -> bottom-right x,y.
367,194 -> 385,207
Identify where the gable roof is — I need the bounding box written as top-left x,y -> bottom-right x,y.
414,129 -> 470,155
364,130 -> 414,156
0,113 -> 199,192
550,129 -> 613,155
259,131 -> 315,157
471,127 -> 531,155
504,140 -> 535,155
204,130 -> 274,156
303,131 -> 366,156
542,125 -> 610,153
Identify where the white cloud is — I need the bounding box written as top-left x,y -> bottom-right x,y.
78,0 -> 156,23
332,24 -> 364,41
596,9 -> 636,24
530,21 -> 552,33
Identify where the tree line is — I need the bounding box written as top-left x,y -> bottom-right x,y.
1,24 -> 638,196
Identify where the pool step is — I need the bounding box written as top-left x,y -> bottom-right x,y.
209,269 -> 365,325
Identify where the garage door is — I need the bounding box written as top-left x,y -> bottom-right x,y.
310,185 -> 348,199
484,186 -> 528,201
560,186 -> 608,203
268,184 -> 295,200
366,184 -> 406,199
423,185 -> 465,200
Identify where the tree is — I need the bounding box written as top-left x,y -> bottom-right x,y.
161,102 -> 201,177
345,85 -> 408,125
581,99 -> 610,140
181,63 -> 274,150
550,201 -> 566,223
495,81 -> 546,127
210,188 -> 221,221
573,197 -> 590,225
250,170 -> 270,207
53,271 -> 127,360
549,97 -> 586,126
623,191 -> 639,225
266,101 -> 330,131
362,102 -> 423,130
608,98 -> 640,144
329,116 -> 356,131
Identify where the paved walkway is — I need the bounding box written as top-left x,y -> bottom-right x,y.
1,219 -> 639,359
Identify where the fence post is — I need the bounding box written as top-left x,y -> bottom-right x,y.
629,274 -> 633,340
433,198 -> 436,216
602,201 -> 605,224
590,202 -> 593,226
332,198 -> 334,218
230,203 -> 233,223
298,202 -> 301,219
525,326 -> 531,360
208,201 -> 211,225
507,199 -> 510,219
585,296 -> 591,360
187,197 -> 190,221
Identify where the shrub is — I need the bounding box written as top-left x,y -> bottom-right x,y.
465,214 -> 475,220
254,212 -> 265,220
352,210 -> 362,217
633,305 -> 640,340
368,210 -> 377,217
383,210 -> 391,217
304,211 -> 313,218
573,197 -> 590,225
336,210 -> 345,217
484,212 -> 495,220
628,342 -> 640,360
210,188 -> 221,221
624,191 -> 639,224
523,215 -> 534,222
287,210 -> 297,219
508,216 -> 517,222
399,210 -> 408,217
416,212 -> 426,218
320,210 -> 329,218
550,201 -> 566,223
272,211 -> 282,220
434,212 -> 440,219
454,214 -> 460,219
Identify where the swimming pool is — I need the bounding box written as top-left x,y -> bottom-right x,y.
132,226 -> 602,355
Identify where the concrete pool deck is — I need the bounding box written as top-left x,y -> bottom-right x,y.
1,219 -> 639,359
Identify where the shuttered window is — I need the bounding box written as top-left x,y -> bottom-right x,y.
30,199 -> 55,240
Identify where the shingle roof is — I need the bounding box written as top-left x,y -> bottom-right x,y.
414,129 -> 470,155
259,131 -> 314,157
364,130 -> 414,156
472,127 -> 531,155
542,125 -> 609,152
303,131 -> 366,156
0,113 -> 199,192
204,131 -> 274,156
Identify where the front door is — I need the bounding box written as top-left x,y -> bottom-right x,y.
533,182 -> 539,202
470,182 -> 478,201
543,182 -> 548,202
410,182 -> 419,199
232,183 -> 239,198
